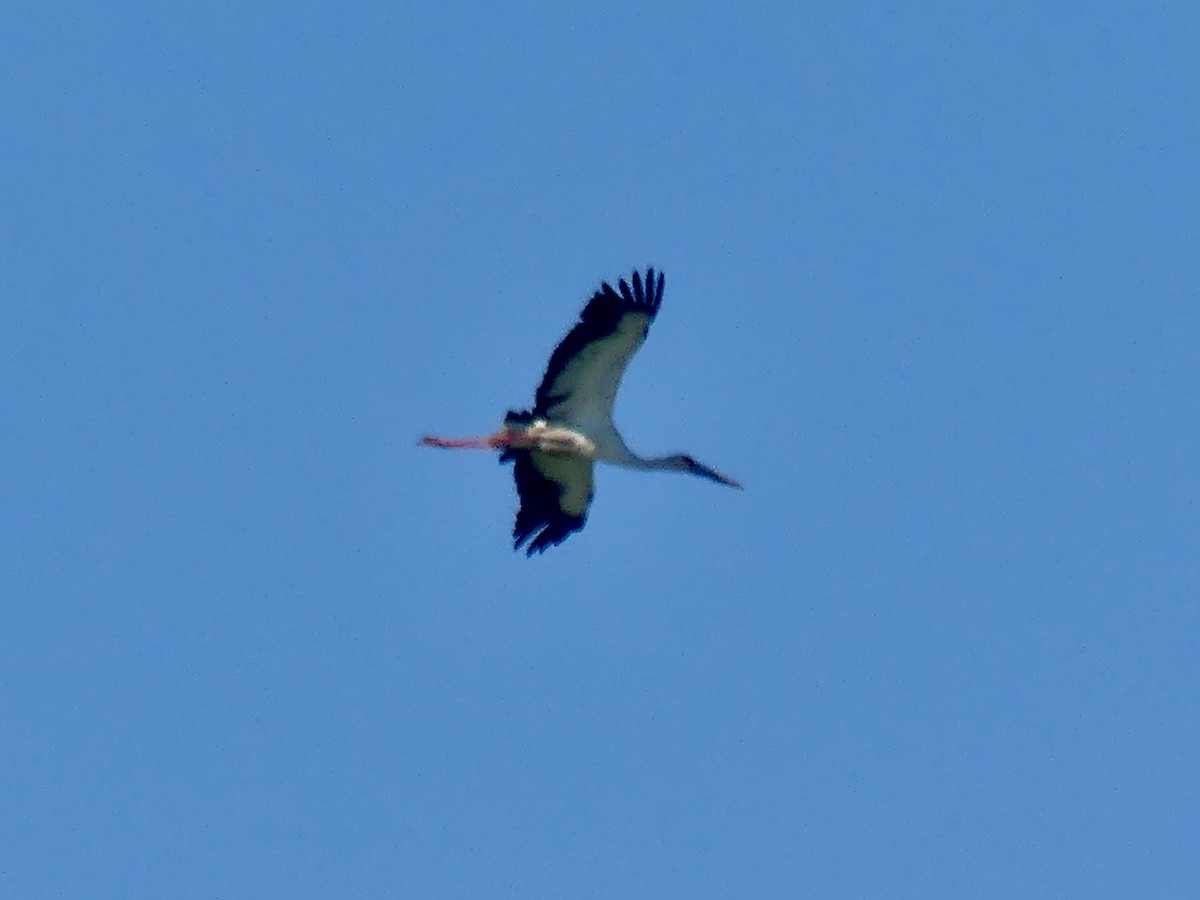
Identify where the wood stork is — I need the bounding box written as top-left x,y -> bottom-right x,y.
421,268 -> 741,555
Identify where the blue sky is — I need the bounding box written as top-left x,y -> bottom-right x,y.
3,2 -> 1198,897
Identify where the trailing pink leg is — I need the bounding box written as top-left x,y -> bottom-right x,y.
419,435 -> 494,449
419,430 -> 525,450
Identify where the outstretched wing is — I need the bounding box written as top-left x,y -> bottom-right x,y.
533,269 -> 664,432
500,439 -> 595,556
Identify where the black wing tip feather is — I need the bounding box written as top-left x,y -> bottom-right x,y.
510,477 -> 587,555
607,267 -> 663,319
585,267 -> 664,324
514,512 -> 586,556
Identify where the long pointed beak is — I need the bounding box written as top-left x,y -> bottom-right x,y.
694,463 -> 743,490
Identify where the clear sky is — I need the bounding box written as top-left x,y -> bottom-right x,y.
3,2 -> 1198,897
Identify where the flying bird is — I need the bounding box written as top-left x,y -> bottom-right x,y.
421,268 -> 741,555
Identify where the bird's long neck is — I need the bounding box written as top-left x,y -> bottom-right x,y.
643,454 -> 682,469
612,451 -> 685,472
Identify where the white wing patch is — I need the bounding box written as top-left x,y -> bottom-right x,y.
540,310 -> 652,432
530,451 -> 594,517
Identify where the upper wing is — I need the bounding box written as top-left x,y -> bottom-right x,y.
500,441 -> 595,556
533,269 -> 664,431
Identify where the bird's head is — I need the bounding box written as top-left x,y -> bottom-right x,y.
668,454 -> 743,489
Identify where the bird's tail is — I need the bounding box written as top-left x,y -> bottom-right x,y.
498,410 -> 535,464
